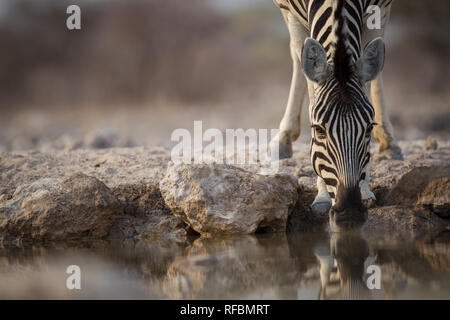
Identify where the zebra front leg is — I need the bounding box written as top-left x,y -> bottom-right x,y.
271,11 -> 308,159
275,64 -> 307,159
311,177 -> 332,213
273,50 -> 307,159
314,244 -> 334,300
371,74 -> 403,160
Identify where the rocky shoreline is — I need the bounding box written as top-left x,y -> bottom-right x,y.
0,139 -> 449,245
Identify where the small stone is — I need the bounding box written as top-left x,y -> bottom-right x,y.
85,128 -> 119,149
425,137 -> 438,151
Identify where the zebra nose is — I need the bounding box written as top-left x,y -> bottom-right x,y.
330,186 -> 367,230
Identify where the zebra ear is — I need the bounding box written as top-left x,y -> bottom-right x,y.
357,37 -> 385,82
301,38 -> 329,83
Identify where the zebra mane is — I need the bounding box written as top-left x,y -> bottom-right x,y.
333,0 -> 354,96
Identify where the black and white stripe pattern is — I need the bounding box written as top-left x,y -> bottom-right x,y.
276,0 -> 392,199
310,70 -> 376,197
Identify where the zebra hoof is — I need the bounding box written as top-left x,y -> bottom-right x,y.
379,145 -> 403,160
271,130 -> 293,160
311,201 -> 332,214
278,141 -> 293,159
363,198 -> 377,209
271,132 -> 293,160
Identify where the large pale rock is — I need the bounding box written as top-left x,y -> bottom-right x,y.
0,173 -> 123,240
160,163 -> 299,235
386,166 -> 450,218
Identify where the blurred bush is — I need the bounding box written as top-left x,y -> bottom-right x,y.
0,0 -> 449,112
0,0 -> 288,108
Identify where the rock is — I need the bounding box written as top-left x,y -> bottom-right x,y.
425,137 -> 438,151
53,134 -> 83,151
0,140 -> 449,240
0,173 -> 123,241
108,183 -> 191,240
364,206 -> 447,234
0,148 -> 180,241
386,166 -> 450,218
287,186 -> 328,233
417,181 -> 450,219
85,128 -> 119,149
370,140 -> 449,192
160,163 -> 299,235
85,128 -> 135,149
10,135 -> 39,151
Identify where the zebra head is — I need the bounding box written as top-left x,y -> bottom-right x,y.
301,36 -> 385,229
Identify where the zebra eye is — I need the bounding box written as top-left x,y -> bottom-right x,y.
365,123 -> 375,138
313,125 -> 327,139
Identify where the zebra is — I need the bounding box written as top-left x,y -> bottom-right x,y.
314,232 -> 379,299
271,0 -> 402,229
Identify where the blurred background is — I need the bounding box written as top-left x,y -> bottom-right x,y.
0,0 -> 449,150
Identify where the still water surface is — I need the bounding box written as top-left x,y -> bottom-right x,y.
1,231 -> 449,299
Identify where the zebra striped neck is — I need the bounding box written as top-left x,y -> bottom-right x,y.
286,0 -> 368,63
333,0 -> 357,92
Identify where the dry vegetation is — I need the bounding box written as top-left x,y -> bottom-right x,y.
0,0 -> 288,106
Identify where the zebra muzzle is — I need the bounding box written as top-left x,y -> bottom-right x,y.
329,186 -> 368,231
